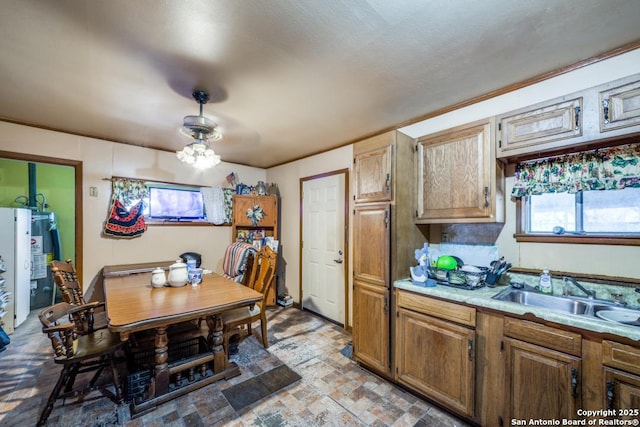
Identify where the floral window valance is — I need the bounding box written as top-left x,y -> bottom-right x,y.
511,143 -> 640,198
103,178 -> 148,238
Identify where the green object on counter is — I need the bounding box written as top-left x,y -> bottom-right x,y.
436,255 -> 457,270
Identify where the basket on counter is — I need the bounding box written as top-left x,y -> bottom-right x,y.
427,266 -> 488,290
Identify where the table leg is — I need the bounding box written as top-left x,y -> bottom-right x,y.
154,326 -> 170,396
205,314 -> 228,374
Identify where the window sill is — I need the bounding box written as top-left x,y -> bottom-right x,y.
514,233 -> 640,246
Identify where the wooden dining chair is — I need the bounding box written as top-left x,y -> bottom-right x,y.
37,302 -> 124,426
51,259 -> 108,334
221,245 -> 277,350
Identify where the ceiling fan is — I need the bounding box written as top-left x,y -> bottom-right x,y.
176,90 -> 222,169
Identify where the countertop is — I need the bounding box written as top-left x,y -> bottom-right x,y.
394,279 -> 640,342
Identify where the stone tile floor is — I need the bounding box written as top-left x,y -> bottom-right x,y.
0,306 -> 469,426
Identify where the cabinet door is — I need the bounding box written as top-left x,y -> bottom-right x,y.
354,144 -> 392,203
599,77 -> 640,133
504,337 -> 582,421
233,195 -> 255,226
416,120 -> 501,222
353,281 -> 389,375
496,97 -> 582,156
232,195 -> 277,227
353,204 -> 390,286
396,307 -> 475,417
604,368 -> 640,416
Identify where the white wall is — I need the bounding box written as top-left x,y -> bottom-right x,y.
401,49 -> 640,279
266,145 -> 353,305
0,121 -> 266,290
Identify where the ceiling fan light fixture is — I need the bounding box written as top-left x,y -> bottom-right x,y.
176,139 -> 221,169
177,90 -> 222,169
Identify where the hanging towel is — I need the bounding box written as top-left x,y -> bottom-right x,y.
201,187 -> 227,225
103,199 -> 147,238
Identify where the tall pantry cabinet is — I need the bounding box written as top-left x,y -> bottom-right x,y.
352,131 -> 426,378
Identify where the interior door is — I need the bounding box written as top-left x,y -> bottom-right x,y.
301,173 -> 346,325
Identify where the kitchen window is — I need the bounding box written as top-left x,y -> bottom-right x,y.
513,143 -> 640,245
524,188 -> 640,234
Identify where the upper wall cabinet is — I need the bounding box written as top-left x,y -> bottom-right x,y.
496,97 -> 583,157
599,77 -> 640,133
497,73 -> 640,160
354,136 -> 393,203
232,194 -> 278,240
416,119 -> 505,223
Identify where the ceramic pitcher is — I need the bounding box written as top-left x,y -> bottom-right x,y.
168,259 -> 188,287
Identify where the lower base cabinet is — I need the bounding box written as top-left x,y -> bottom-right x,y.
504,337 -> 582,420
395,290 -> 476,418
396,307 -> 475,417
353,281 -> 390,376
502,317 -> 583,422
602,340 -> 640,416
604,368 -> 640,414
392,290 -> 640,424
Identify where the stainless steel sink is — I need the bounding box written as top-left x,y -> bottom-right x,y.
492,287 -> 640,326
493,288 -> 590,315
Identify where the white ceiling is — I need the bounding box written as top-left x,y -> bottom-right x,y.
1,1 -> 639,168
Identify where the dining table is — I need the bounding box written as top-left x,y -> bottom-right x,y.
103,264 -> 263,416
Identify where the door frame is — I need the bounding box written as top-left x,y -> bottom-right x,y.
299,168 -> 350,328
0,150 -> 83,284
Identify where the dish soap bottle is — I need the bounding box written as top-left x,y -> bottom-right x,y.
539,268 -> 553,294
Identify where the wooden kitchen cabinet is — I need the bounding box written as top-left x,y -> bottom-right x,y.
503,318 -> 582,421
388,288 -> 640,424
231,194 -> 278,242
496,96 -> 583,156
496,73 -> 640,160
395,290 -> 476,418
353,203 -> 390,287
415,119 -> 504,223
232,194 -> 278,305
354,143 -> 392,203
602,340 -> 640,415
599,75 -> 640,133
353,281 -> 389,374
603,369 -> 640,415
351,131 -> 426,379
352,200 -> 392,377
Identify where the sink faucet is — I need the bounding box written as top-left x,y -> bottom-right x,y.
563,277 -> 596,299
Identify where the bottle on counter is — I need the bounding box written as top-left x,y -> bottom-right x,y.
539,268 -> 553,294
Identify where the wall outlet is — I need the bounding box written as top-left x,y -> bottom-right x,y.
441,233 -> 450,242
89,187 -> 98,197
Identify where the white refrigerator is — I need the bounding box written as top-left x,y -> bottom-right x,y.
0,208 -> 31,334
